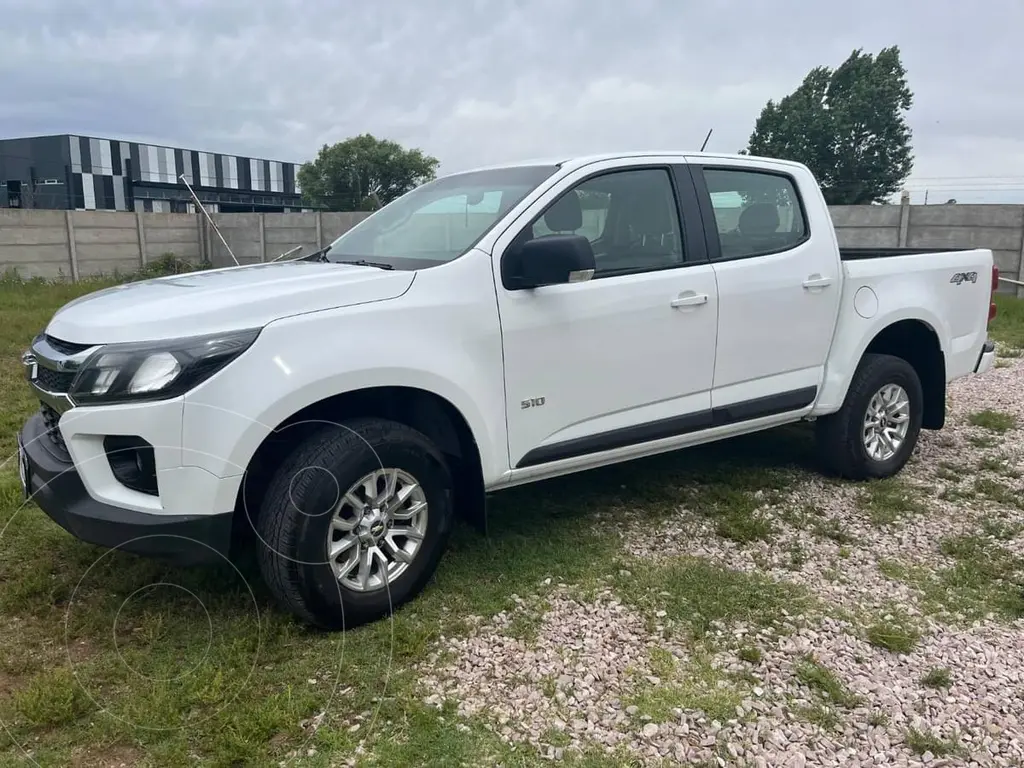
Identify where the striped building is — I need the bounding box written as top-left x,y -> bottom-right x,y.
0,134 -> 304,213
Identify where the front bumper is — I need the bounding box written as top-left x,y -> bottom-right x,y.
975,339 -> 996,375
18,412 -> 233,566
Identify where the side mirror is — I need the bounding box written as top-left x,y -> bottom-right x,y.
505,234 -> 596,289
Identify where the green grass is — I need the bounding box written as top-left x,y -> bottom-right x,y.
615,556 -> 813,641
967,433 -> 999,449
778,503 -> 858,546
737,646 -> 762,665
793,655 -> 861,708
865,611 -> 921,654
936,535 -> 1024,619
676,470 -> 786,543
991,293 -> 1024,349
920,667 -> 952,689
794,702 -> 840,730
10,667 -> 91,728
976,454 -> 1021,478
879,535 -> 1024,622
967,409 -> 1017,433
904,728 -> 964,758
623,648 -> 745,725
979,515 -> 1024,540
858,478 -> 924,526
973,477 -> 1024,510
941,474 -> 1024,509
814,517 -> 857,545
868,710 -> 890,727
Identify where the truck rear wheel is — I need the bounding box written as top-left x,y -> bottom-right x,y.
815,353 -> 923,480
255,418 -> 454,629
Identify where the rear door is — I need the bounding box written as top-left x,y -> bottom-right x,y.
491,159 -> 720,470
686,159 -> 841,413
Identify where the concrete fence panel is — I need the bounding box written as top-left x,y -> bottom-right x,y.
321,212 -> 370,243
208,213 -> 263,266
828,205 -> 902,249
70,211 -> 140,277
263,212 -> 319,261
141,213 -> 203,264
0,209 -> 70,279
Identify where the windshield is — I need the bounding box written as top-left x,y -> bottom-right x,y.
322,165 -> 558,269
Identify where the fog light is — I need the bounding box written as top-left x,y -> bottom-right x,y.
104,435 -> 158,496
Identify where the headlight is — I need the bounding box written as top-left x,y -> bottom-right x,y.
69,328 -> 260,405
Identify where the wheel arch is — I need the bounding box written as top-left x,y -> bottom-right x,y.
861,318 -> 946,429
235,386 -> 487,537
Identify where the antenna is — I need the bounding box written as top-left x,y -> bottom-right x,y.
699,128 -> 713,152
178,174 -> 239,266
271,245 -> 303,262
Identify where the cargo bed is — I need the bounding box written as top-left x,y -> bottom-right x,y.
839,247 -> 972,261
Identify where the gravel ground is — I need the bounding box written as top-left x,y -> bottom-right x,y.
418,358 -> 1024,767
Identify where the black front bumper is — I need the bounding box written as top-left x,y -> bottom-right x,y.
18,412 -> 233,566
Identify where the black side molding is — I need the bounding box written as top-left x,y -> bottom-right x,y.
710,386 -> 817,424
516,386 -> 816,469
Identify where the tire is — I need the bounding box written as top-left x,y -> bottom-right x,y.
815,353 -> 924,480
255,417 -> 454,629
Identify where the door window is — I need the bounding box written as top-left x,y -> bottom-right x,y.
527,168 -> 685,277
702,169 -> 808,260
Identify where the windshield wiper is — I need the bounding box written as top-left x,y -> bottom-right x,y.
335,259 -> 395,271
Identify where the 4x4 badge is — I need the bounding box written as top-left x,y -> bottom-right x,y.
950,272 -> 978,285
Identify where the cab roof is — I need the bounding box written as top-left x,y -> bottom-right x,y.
455,151 -> 806,176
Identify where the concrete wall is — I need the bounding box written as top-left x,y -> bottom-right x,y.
202,212 -> 369,265
0,209 -> 73,279
830,204 -> 1024,291
2,205 -> 1023,294
0,210 -> 372,279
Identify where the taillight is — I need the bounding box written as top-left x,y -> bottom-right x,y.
989,264 -> 999,323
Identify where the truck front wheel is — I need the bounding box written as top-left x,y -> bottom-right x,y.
255,418 -> 454,629
816,353 -> 924,480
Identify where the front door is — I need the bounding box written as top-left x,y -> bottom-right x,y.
492,161 -> 719,469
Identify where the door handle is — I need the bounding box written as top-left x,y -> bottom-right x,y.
802,275 -> 834,290
670,292 -> 708,309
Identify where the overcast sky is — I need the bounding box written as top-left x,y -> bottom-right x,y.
2,0 -> 1022,202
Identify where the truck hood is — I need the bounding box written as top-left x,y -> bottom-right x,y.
46,261 -> 415,344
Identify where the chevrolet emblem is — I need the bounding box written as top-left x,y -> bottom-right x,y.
21,351 -> 38,381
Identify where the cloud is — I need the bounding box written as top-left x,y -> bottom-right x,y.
1,0 -> 1022,201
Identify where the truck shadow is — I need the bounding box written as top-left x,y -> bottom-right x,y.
29,422 -> 824,630
483,421 -> 821,533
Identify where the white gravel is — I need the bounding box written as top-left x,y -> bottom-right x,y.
418,356 -> 1024,766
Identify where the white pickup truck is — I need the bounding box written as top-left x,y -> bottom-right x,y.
18,152 -> 998,628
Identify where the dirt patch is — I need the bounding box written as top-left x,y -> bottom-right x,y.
70,745 -> 145,768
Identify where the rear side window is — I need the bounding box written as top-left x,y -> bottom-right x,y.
702,168 -> 808,260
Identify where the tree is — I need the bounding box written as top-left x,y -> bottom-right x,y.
297,134 -> 440,211
742,47 -> 914,205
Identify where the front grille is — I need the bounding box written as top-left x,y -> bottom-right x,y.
35,366 -> 75,394
39,403 -> 70,458
45,335 -> 93,356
